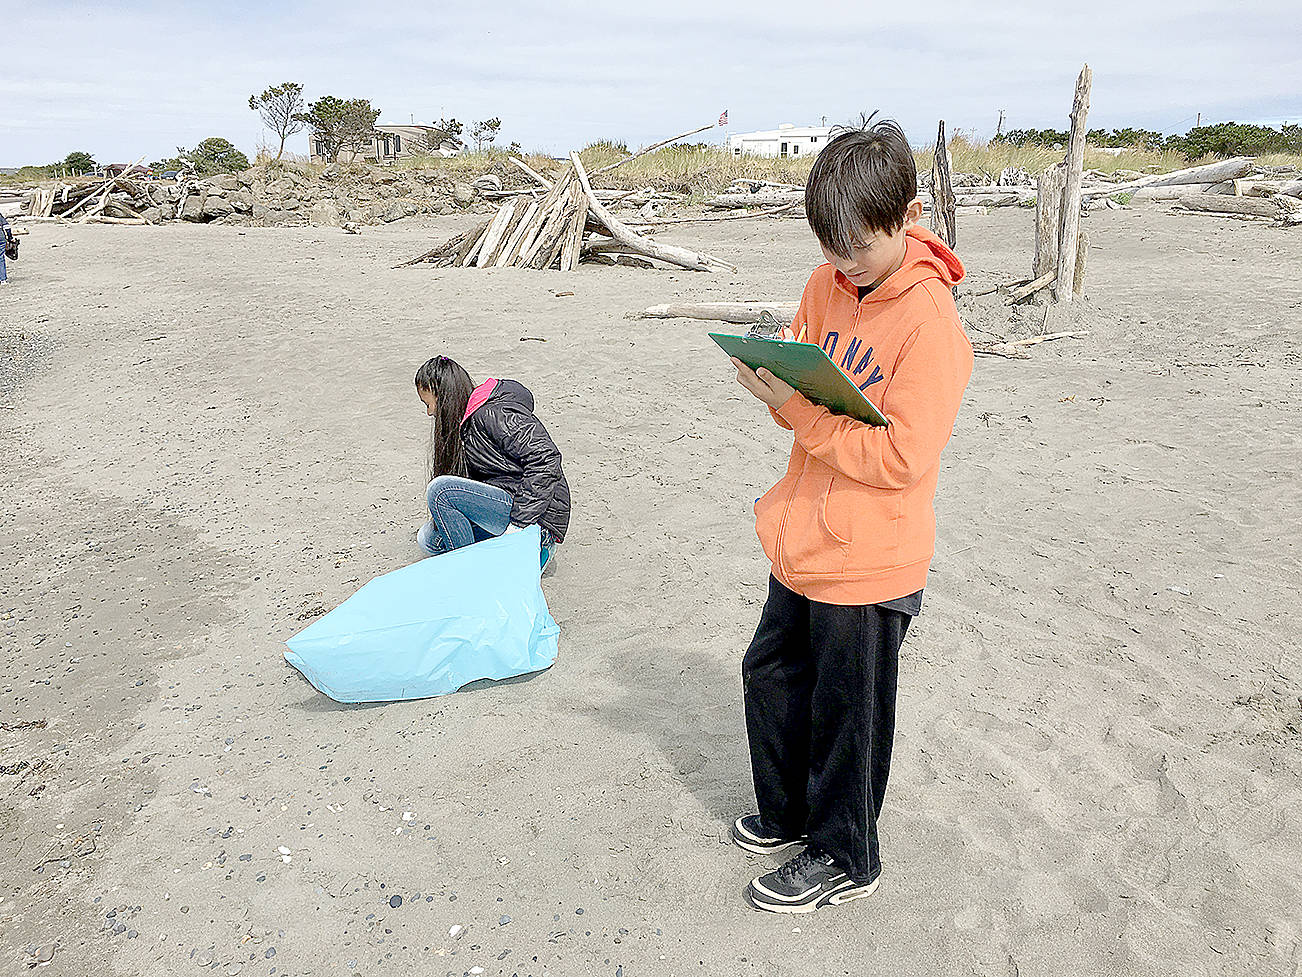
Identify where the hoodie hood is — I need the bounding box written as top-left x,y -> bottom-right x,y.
831,224 -> 965,303
463,378 -> 500,421
488,378 -> 534,411
466,378 -> 534,418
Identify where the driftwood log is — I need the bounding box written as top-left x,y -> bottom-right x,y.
728,179 -> 805,192
509,157 -> 553,189
591,122 -> 716,176
706,191 -> 805,209
973,330 -> 1090,359
631,301 -> 800,325
1004,272 -> 1056,306
626,203 -> 800,226
945,186 -> 1038,202
1172,194 -> 1292,219
1081,157 -> 1256,198
569,152 -> 734,273
1054,64 -> 1092,302
1125,184 -> 1216,202
1234,178 -> 1302,198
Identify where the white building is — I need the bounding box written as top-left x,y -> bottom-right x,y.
728,124 -> 835,158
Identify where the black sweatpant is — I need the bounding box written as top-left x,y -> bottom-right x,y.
742,575 -> 909,883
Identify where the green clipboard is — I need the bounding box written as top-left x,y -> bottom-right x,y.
710,332 -> 888,427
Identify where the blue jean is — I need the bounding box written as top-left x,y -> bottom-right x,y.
418,476 -> 514,556
0,250 -> 7,283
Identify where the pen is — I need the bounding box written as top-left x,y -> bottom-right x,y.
796,322 -> 808,343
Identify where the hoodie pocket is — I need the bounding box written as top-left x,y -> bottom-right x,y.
775,471 -> 849,576
825,474 -> 903,570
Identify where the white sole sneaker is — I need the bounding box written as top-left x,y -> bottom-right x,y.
747,875 -> 880,914
730,816 -> 807,855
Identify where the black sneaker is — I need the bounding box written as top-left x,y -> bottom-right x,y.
747,846 -> 879,913
730,815 -> 806,855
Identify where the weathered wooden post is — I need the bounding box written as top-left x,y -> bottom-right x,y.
930,120 -> 957,251
1033,162 -> 1066,280
1053,64 -> 1092,302
1073,228 -> 1089,297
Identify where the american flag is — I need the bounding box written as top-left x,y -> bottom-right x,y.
718,109 -> 728,126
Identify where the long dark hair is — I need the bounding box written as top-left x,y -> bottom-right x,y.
415,356 -> 475,481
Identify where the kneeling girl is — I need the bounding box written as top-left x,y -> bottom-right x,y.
414,356 -> 570,567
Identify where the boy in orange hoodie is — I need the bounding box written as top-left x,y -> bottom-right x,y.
729,121 -> 973,913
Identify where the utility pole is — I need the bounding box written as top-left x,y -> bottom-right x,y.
996,109 -> 1005,137
1196,112 -> 1201,127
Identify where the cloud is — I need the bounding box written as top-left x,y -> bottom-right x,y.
2,0 -> 1298,165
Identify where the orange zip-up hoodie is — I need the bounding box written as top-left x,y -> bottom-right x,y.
755,225 -> 973,605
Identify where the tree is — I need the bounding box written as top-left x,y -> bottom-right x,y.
64,151 -> 96,175
297,96 -> 380,162
338,99 -> 381,160
471,117 -> 502,152
180,137 -> 250,175
432,117 -> 463,150
297,95 -> 347,162
409,118 -> 463,156
150,155 -> 188,173
1166,122 -> 1302,159
249,82 -> 306,160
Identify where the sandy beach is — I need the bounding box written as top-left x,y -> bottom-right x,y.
1,208 -> 1299,976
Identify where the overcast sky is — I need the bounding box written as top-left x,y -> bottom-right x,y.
3,0 -> 1298,166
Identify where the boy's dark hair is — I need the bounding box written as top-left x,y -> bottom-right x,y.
805,120 -> 917,258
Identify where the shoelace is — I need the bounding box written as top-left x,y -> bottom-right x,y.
775,847 -> 830,884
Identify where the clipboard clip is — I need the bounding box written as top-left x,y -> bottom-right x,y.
746,309 -> 785,339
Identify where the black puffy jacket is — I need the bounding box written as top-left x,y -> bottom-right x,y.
462,379 -> 571,543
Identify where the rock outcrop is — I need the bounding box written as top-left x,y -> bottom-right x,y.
139,162 -> 494,227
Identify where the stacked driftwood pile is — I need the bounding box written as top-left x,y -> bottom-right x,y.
22,172 -> 158,225
400,152 -> 733,273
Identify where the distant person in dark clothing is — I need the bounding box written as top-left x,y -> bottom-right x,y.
0,211 -> 15,284
414,355 -> 571,569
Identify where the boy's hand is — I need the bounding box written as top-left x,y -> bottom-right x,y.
732,358 -> 796,410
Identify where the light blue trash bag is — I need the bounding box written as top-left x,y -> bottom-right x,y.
284,526 -> 559,703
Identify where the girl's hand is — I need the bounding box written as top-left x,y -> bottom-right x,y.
732,358 -> 795,410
